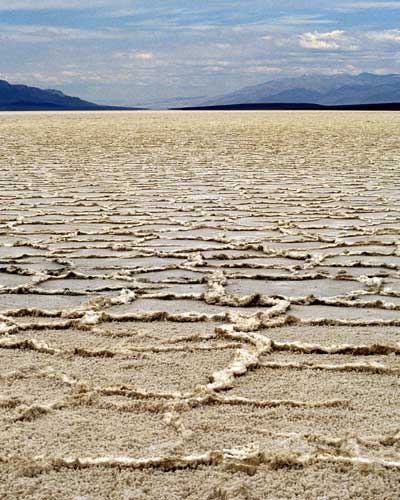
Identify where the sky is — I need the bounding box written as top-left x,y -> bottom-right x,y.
1,0 -> 400,106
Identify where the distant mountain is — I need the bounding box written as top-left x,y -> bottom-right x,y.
202,72 -> 400,107
133,95 -> 208,110
0,80 -> 141,111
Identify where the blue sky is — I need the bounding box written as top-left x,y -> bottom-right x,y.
1,0 -> 400,105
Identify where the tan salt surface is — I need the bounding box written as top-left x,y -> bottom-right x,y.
0,110 -> 400,499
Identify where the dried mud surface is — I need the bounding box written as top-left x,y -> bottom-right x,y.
0,110 -> 400,500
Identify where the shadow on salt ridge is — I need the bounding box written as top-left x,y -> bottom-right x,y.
38,278 -> 136,293
134,269 -> 205,283
139,239 -> 227,250
323,256 -> 400,267
106,298 -> 262,316
261,324 -> 400,345
0,293 -> 87,312
225,278 -> 366,299
0,272 -> 33,288
290,304 -> 400,322
71,256 -> 183,269
0,247 -> 45,258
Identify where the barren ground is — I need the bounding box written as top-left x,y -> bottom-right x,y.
0,111 -> 399,499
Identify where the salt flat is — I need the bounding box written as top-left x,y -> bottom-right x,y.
0,111 -> 399,500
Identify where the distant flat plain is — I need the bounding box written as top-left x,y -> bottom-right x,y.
0,111 -> 399,499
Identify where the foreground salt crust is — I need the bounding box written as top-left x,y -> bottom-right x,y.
0,111 -> 399,499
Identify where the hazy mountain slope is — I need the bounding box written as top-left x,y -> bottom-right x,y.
322,83 -> 400,105
203,73 -> 400,106
250,88 -> 325,104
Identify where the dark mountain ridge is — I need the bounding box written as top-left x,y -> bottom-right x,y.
175,102 -> 400,111
0,79 -> 140,111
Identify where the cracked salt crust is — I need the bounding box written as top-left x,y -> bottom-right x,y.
0,111 -> 400,499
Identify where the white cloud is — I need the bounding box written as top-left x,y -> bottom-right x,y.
113,51 -> 154,61
340,2 -> 400,9
61,70 -> 79,77
0,0 -> 109,9
0,24 -> 125,41
215,43 -> 232,49
2,3 -> 400,105
299,30 -> 352,50
246,65 -> 283,74
134,52 -> 153,60
277,15 -> 335,26
300,28 -> 400,53
367,30 -> 400,43
206,60 -> 230,66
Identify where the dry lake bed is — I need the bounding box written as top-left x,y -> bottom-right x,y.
0,111 -> 399,499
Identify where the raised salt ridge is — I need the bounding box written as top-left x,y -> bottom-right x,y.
0,111 -> 399,499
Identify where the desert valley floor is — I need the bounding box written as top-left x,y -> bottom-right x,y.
0,111 -> 399,499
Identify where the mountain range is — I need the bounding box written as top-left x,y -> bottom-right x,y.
2,72 -> 400,110
200,72 -> 400,107
0,79 -> 140,111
